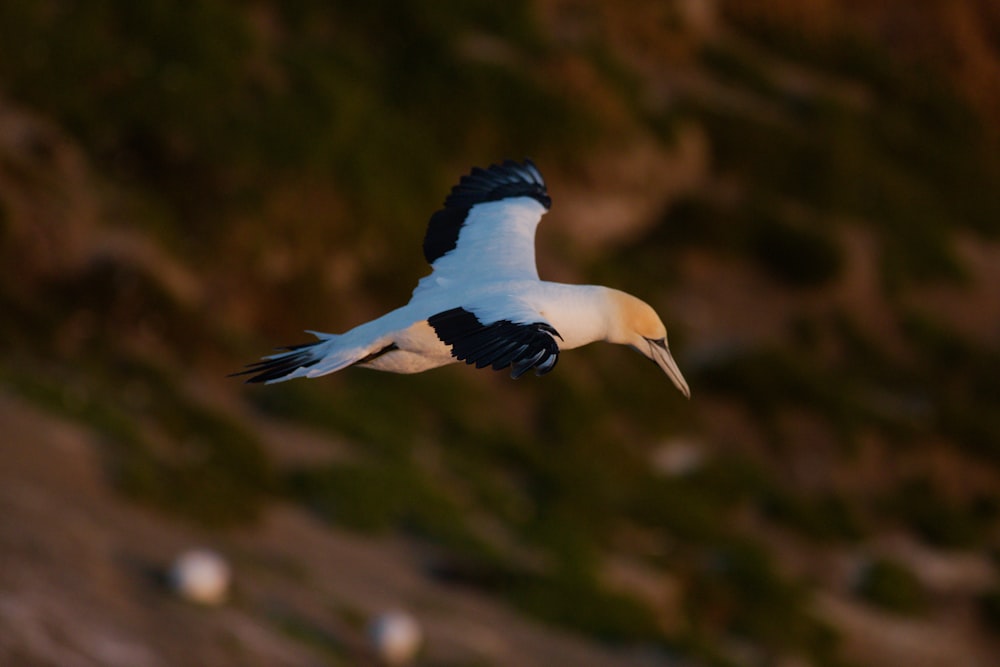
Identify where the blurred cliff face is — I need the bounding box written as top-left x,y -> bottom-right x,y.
0,101 -> 98,284
1,3 -> 1000,667
721,0 -> 1000,131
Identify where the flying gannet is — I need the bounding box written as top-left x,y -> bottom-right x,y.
235,159 -> 690,397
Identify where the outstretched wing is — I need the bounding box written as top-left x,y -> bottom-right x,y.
428,306 -> 561,379
415,159 -> 550,295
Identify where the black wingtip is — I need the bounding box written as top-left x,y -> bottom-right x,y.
229,343 -> 322,384
429,307 -> 561,380
423,159 -> 551,265
447,158 -> 550,210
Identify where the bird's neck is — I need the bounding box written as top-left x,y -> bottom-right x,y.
535,284 -> 618,350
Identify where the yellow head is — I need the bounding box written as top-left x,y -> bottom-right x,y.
606,290 -> 690,398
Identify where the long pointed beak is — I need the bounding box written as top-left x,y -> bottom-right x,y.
651,342 -> 690,399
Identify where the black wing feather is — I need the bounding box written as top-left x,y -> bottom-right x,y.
230,344 -> 323,384
231,341 -> 398,384
423,159 -> 551,264
428,307 -> 561,378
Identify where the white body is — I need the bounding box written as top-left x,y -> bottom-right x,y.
307,280 -> 613,376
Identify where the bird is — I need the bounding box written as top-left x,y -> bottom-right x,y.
169,548 -> 232,606
368,610 -> 423,665
234,159 -> 690,398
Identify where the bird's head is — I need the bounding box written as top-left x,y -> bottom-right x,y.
607,290 -> 690,398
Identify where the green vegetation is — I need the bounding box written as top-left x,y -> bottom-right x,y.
286,461 -> 477,547
693,102 -> 971,289
978,588 -> 1000,635
855,558 -> 927,616
269,608 -> 350,662
879,477 -> 998,550
761,489 -> 866,544
4,358 -> 272,525
685,542 -> 838,661
621,196 -> 845,289
697,346 -> 868,444
683,23 -> 1000,292
749,213 -> 843,288
505,569 -> 663,645
901,314 -> 1000,463
699,42 -> 780,99
0,0 -> 595,250
0,224 -> 272,523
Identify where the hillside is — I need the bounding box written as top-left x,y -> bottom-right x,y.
2,1 -> 1000,666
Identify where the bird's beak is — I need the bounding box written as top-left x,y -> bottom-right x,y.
648,339 -> 690,399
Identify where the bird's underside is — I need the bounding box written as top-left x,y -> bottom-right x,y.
234,304 -> 564,383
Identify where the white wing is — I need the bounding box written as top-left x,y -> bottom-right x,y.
413,159 -> 550,298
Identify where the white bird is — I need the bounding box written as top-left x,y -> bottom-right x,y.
368,610 -> 423,665
235,159 -> 690,397
169,548 -> 231,605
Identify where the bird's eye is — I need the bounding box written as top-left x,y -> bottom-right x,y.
646,336 -> 667,349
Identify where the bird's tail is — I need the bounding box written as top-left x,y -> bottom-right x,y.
230,331 -> 358,384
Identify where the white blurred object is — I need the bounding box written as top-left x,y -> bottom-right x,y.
649,437 -> 706,476
368,609 -> 423,665
169,548 -> 231,605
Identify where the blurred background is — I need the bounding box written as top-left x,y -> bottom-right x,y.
2,1 -> 1000,665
